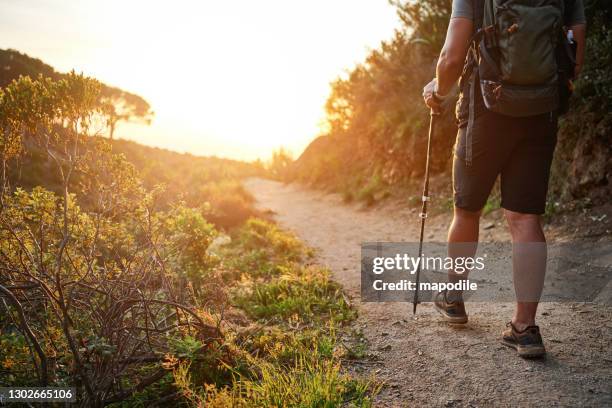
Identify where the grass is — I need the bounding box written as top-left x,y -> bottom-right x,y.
168,218 -> 377,406
235,218 -> 310,262
175,355 -> 378,407
342,328 -> 369,360
234,265 -> 355,324
354,173 -> 389,207
482,195 -> 501,216
230,218 -> 355,325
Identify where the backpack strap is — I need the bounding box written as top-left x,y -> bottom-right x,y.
464,0 -> 486,167
563,0 -> 576,26
473,0 -> 485,31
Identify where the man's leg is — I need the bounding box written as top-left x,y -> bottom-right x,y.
434,206 -> 481,323
442,112 -> 512,320
448,206 -> 481,243
447,207 -> 480,301
504,209 -> 547,331
497,112 -> 555,358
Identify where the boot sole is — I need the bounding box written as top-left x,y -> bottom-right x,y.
434,303 -> 468,324
501,339 -> 546,358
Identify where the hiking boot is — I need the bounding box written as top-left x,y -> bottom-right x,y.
433,290 -> 468,324
501,322 -> 546,358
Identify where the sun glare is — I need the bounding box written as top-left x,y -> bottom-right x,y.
1,0 -> 399,160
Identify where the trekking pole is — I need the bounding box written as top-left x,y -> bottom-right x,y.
413,109 -> 440,314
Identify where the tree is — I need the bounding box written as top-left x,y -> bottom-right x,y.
100,87 -> 153,140
267,147 -> 293,181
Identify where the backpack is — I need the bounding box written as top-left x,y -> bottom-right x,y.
457,0 -> 577,165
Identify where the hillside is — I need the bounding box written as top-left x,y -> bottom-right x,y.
1,48 -> 267,228
0,48 -> 147,108
8,135 -> 266,229
0,48 -> 153,138
290,0 -> 611,210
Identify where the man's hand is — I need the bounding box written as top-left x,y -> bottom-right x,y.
423,78 -> 442,113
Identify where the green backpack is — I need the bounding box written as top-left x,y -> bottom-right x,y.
458,0 -> 576,165
472,0 -> 573,117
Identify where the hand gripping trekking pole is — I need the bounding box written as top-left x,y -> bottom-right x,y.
413,109 -> 440,314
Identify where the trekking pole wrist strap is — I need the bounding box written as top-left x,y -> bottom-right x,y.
433,85 -> 449,102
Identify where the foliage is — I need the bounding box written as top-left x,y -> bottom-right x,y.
174,356 -> 377,408
289,0 -> 456,195
159,205 -> 219,287
574,0 -> 612,111
0,74 -> 223,406
549,0 -> 612,201
236,218 -> 307,262
8,134 -> 265,230
1,73 -> 375,406
235,264 -> 354,323
99,87 -> 153,139
169,219 -> 374,407
230,219 -> 351,326
108,139 -> 265,229
290,0 -> 611,206
267,147 -> 293,181
0,48 -> 153,139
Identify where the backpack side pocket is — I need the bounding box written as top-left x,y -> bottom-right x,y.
480,81 -> 559,117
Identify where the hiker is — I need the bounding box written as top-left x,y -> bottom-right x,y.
422,0 -> 586,357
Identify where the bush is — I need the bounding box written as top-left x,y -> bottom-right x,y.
235,265 -> 354,324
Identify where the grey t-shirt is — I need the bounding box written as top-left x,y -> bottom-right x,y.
451,0 -> 586,25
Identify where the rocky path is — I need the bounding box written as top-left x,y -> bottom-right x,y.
245,178 -> 612,407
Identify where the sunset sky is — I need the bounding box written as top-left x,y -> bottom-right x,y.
1,0 -> 400,161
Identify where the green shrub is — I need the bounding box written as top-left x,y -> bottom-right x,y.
199,180 -> 256,229
237,218 -> 307,262
235,265 -> 354,324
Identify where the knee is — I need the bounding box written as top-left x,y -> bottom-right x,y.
454,206 -> 481,223
504,210 -> 540,231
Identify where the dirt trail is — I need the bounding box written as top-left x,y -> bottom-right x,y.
244,178 -> 611,408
